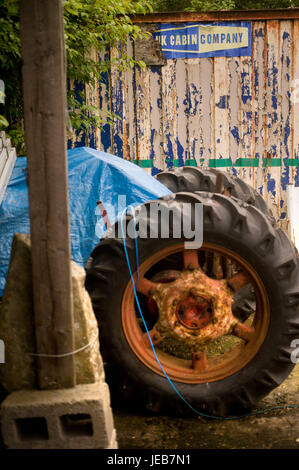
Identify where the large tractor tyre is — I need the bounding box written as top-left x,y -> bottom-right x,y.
85,192 -> 299,417
156,166 -> 271,217
156,167 -> 274,322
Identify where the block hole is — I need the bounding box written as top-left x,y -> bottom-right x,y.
16,417 -> 49,441
60,413 -> 93,437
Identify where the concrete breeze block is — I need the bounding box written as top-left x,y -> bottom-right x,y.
1,382 -> 117,449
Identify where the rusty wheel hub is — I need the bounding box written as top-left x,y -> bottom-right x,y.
151,269 -> 238,348
175,294 -> 214,330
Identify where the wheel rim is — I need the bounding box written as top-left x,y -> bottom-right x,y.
121,243 -> 270,384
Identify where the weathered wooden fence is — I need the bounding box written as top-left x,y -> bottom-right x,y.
0,132 -> 17,206
68,10 -> 299,227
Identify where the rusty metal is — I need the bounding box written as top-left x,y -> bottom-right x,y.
121,243 -> 270,384
132,10 -> 299,23
192,348 -> 208,372
149,267 -> 238,349
233,322 -> 255,342
96,200 -> 112,230
143,328 -> 163,347
227,272 -> 251,292
175,294 -> 214,330
146,269 -> 181,317
183,249 -> 199,269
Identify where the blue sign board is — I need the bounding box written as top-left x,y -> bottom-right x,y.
153,21 -> 252,59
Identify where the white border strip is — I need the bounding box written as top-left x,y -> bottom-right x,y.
0,132 -> 17,207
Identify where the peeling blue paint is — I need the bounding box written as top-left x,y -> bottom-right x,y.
216,95 -> 229,109
150,129 -> 155,160
255,27 -> 264,38
241,71 -> 251,104
114,134 -> 123,158
267,173 -> 276,196
177,139 -> 184,167
165,134 -> 174,168
281,158 -> 290,191
152,166 -> 162,176
101,123 -> 111,152
150,65 -> 161,75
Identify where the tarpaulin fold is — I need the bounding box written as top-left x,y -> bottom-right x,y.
0,147 -> 171,296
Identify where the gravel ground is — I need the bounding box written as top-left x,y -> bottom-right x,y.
113,364 -> 299,449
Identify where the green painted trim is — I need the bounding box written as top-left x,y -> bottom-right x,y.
233,158 -> 259,167
181,159 -> 202,167
263,158 -> 282,167
209,158 -> 232,168
133,157 -> 299,169
285,158 -> 299,167
133,159 -> 153,168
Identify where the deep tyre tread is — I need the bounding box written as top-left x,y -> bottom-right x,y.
156,166 -> 272,218
85,192 -> 299,417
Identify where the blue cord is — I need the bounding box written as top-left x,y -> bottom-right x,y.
120,207 -> 299,421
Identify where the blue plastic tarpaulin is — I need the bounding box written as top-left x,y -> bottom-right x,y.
0,146 -> 171,296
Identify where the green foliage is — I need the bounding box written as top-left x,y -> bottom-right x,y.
0,0 -> 151,153
64,0 -> 152,136
0,1 -> 24,153
152,0 -> 298,11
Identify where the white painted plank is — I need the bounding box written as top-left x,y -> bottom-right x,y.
161,60 -> 177,168
264,20 -> 281,220
279,20 -> 293,227
175,59 -> 188,166
214,57 -> 230,164
199,58 -> 213,166
149,65 -> 164,171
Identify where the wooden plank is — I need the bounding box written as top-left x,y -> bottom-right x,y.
199,58 -> 213,166
135,62 -> 151,172
252,21 -> 266,197
124,38 -> 137,162
149,65 -> 164,171
0,137 -> 16,206
20,0 -> 75,389
228,57 -> 241,170
98,48 -> 112,153
85,48 -> 99,150
264,20 -> 281,219
214,57 -> 230,165
175,59 -> 188,166
161,60 -> 177,168
110,44 -> 124,157
186,59 -> 201,164
293,20 -> 299,187
280,20 -> 293,227
133,10 -> 299,24
238,53 -> 254,188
